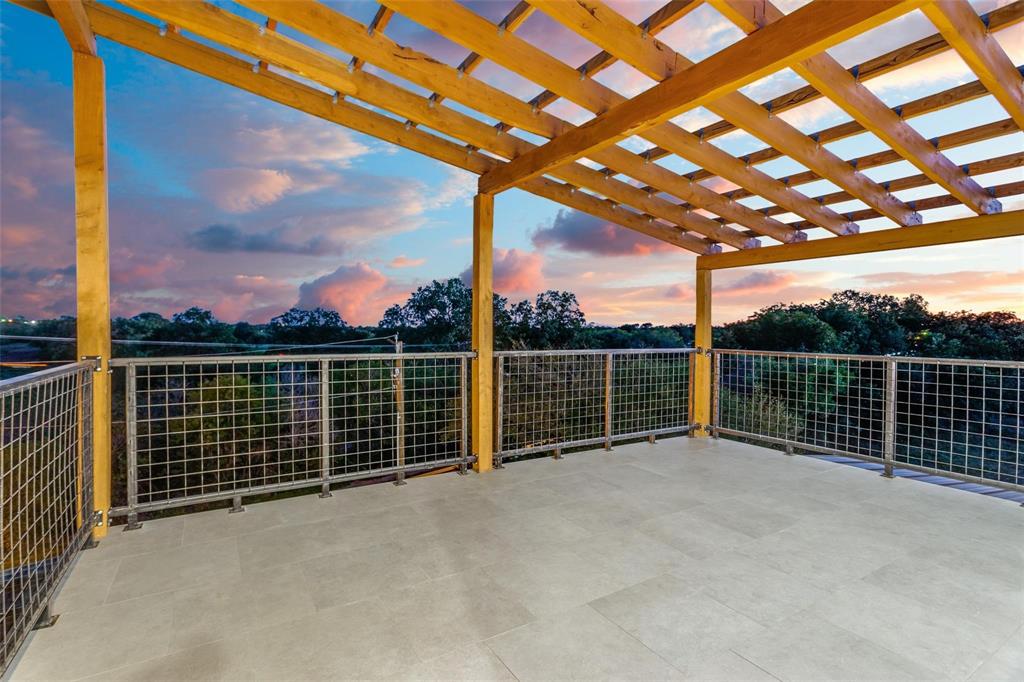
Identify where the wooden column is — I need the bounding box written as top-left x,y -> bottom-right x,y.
73,52 -> 112,537
692,268 -> 712,436
471,193 -> 494,472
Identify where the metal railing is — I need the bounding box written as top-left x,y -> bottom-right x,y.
712,350 -> 1023,491
111,351 -> 472,522
494,349 -> 695,462
2,362 -> 96,673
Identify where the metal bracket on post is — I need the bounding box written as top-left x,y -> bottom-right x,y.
785,444 -> 795,456
229,495 -> 245,514
553,447 -> 563,460
458,460 -> 469,476
124,512 -> 143,531
80,354 -> 104,372
394,471 -> 407,486
494,453 -> 504,469
648,433 -> 657,444
881,358 -> 896,479
319,359 -> 333,498
33,603 -> 59,630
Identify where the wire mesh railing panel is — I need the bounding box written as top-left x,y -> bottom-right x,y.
326,357 -> 397,477
129,359 -> 323,510
714,351 -> 888,460
496,352 -> 607,457
113,352 -> 472,516
894,359 -> 1022,488
2,362 -> 94,674
399,356 -> 467,468
612,351 -> 692,438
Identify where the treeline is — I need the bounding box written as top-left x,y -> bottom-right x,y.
3,280 -> 1022,362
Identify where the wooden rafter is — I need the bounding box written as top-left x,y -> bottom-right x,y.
128,0 -> 761,248
697,211 -> 1024,270
11,0 -> 1024,264
922,0 -> 1024,132
237,0 -> 790,244
476,0 -> 924,195
406,1 -> 535,130
630,0 -> 1024,168
15,0 -> 722,256
46,0 -> 95,54
531,0 -> 921,227
709,0 -> 1002,216
382,0 -> 855,235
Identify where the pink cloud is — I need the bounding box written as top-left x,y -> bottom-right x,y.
0,113 -> 71,200
199,168 -> 294,213
717,271 -> 798,297
493,248 -> 544,293
664,284 -> 694,300
296,262 -> 408,325
390,255 -> 426,268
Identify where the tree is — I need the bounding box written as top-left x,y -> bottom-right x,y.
725,306 -> 840,352
269,307 -> 351,345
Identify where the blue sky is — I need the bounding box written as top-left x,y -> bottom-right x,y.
1,0 -> 1021,326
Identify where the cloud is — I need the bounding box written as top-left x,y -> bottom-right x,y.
199,168 -> 294,213
532,210 -> 676,257
296,262 -> 408,325
718,271 -> 798,296
0,113 -> 71,200
460,248 -> 545,294
390,255 -> 426,268
236,125 -> 371,168
186,224 -> 328,255
854,270 -> 1024,307
664,284 -> 693,300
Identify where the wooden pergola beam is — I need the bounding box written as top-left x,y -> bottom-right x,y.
631,0 -> 1024,166
532,0 -> 920,227
46,0 -> 95,54
120,0 -> 754,248
697,211 -> 1024,270
922,0 -> 1024,132
15,0 -> 721,257
243,0 -> 796,242
383,0 -> 853,237
477,0 -> 922,195
349,5 -> 393,72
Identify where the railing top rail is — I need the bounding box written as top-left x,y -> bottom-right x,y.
495,348 -> 697,358
712,348 -> 1023,368
110,351 -> 476,367
0,360 -> 95,394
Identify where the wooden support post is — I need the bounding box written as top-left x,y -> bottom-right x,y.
692,268 -> 712,437
471,193 -> 494,472
73,52 -> 112,537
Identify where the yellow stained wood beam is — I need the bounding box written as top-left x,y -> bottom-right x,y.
47,0 -> 96,54
531,0 -> 921,227
696,211 -> 1024,270
710,0 -> 1002,216
382,0 -> 860,235
922,0 -> 1024,132
471,193 -> 493,473
691,268 -> 712,436
477,0 -> 923,195
11,0 -> 718,263
239,0 -> 793,243
72,51 -> 111,537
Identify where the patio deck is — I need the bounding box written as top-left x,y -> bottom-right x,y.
9,437 -> 1023,681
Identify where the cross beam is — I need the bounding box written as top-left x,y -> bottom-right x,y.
477,0 -> 923,195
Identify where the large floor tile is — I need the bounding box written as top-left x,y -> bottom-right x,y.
969,626 -> 1024,682
389,643 -> 516,681
298,540 -> 430,609
640,508 -> 758,559
591,575 -> 765,676
810,581 -> 1003,680
378,570 -> 536,661
486,605 -> 684,681
568,527 -> 693,585
11,593 -> 175,680
106,537 -> 242,603
734,611 -> 946,681
483,546 -> 629,618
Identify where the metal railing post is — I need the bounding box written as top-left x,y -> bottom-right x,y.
319,358 -> 332,498
494,355 -> 504,468
710,349 -> 720,438
125,363 -> 141,530
604,352 -> 613,450
882,357 -> 896,478
394,341 -> 406,485
459,355 -> 469,475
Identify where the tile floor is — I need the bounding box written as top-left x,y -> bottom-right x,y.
9,437 -> 1024,681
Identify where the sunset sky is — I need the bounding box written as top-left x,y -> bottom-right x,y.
1,0 -> 1021,326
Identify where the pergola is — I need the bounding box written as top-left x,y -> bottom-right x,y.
12,0 -> 1024,537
